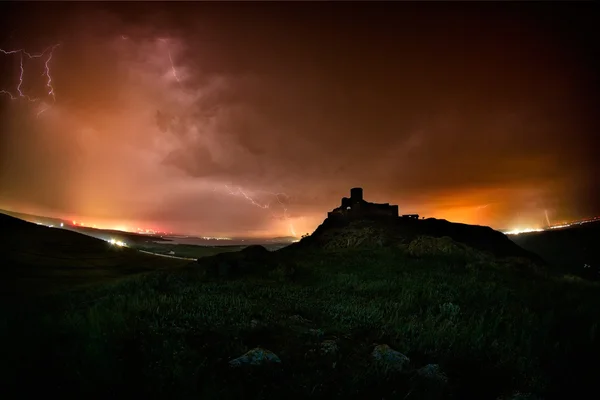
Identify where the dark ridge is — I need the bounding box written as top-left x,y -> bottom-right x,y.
0,212 -> 31,229
0,212 -> 191,297
510,220 -> 600,279
0,209 -> 171,243
404,217 -> 539,260
1,212 -> 115,251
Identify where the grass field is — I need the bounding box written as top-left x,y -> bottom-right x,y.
131,241 -> 250,259
0,214 -> 193,297
0,213 -> 265,296
2,232 -> 600,399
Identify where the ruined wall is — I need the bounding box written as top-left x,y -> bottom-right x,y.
328,188 -> 399,220
362,202 -> 398,218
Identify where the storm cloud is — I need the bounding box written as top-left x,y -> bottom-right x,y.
0,2 -> 598,236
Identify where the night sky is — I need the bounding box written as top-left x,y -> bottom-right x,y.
0,2 -> 598,237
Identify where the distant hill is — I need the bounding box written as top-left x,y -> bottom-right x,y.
0,209 -> 297,246
510,220 -> 600,280
0,213 -> 189,296
0,208 -> 67,227
63,225 -> 171,245
0,208 -> 169,244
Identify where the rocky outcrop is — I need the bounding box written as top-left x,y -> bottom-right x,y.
229,347 -> 281,366
372,344 -> 410,372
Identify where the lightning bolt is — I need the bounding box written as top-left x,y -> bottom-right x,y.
35,106 -> 49,118
125,35 -> 294,237
0,89 -> 16,100
0,44 -> 61,115
225,185 -> 270,209
17,54 -> 29,99
157,38 -> 181,85
43,44 -> 60,102
274,192 -> 297,237
224,185 -> 297,237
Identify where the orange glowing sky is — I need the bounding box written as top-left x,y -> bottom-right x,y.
0,2 -> 598,238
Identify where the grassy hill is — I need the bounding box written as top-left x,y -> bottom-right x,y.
0,213 -> 191,296
2,213 -> 599,399
510,221 -> 600,280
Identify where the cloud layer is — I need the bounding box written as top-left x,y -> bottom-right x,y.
0,2 -> 598,236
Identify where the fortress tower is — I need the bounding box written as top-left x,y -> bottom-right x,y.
328,188 -> 399,220
350,187 -> 363,203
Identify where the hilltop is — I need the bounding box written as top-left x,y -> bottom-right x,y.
292,188 -> 538,259
293,214 -> 538,260
299,188 -> 539,261
2,193 -> 600,399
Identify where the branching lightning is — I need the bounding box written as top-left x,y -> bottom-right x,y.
126,35 -> 296,237
0,44 -> 61,116
153,37 -> 294,237
225,185 -> 298,237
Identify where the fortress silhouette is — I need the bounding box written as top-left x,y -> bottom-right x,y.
327,188 -> 419,220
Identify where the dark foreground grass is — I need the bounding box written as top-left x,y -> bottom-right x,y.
2,248 -> 599,399
0,242 -> 191,297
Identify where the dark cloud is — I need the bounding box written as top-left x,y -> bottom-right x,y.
0,2 -> 598,236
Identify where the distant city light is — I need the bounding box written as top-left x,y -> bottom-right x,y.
200,236 -> 232,241
65,219 -> 170,235
504,216 -> 600,236
108,238 -> 127,247
504,228 -> 544,235
548,224 -> 570,230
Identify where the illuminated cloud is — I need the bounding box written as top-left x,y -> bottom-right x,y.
0,2 -> 597,237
